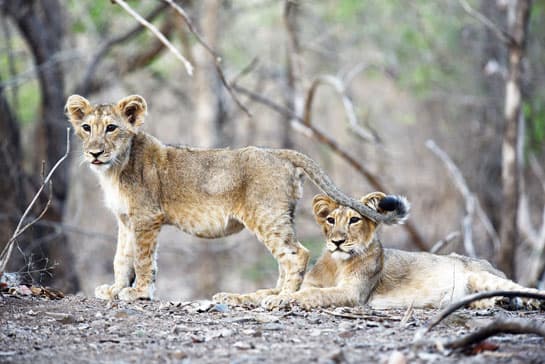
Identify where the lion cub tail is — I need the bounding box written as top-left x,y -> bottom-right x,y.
467,271 -> 545,309
269,148 -> 402,224
375,195 -> 410,225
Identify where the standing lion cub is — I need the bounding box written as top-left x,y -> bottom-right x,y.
65,94 -> 399,303
262,192 -> 545,310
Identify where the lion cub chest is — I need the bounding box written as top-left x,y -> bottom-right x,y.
97,173 -> 129,216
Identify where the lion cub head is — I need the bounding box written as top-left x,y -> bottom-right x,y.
65,94 -> 147,173
312,192 -> 409,260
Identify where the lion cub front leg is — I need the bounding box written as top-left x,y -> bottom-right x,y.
263,285 -> 361,310
95,220 -> 135,300
117,217 -> 162,301
214,264 -> 286,305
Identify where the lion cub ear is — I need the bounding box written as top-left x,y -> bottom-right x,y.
116,95 -> 147,128
360,192 -> 387,212
312,194 -> 338,225
65,95 -> 92,126
361,192 -> 410,225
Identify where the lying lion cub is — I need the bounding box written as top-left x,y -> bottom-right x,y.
65,94 -> 397,303
262,192 -> 544,310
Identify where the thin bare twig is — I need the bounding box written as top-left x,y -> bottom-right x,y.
233,84 -> 428,251
423,290 -> 545,334
443,318 -> 545,350
112,0 -> 193,75
400,302 -> 414,327
302,75 -> 379,143
426,140 -> 500,255
230,57 -> 259,86
0,213 -> 116,242
458,0 -> 515,46
163,0 -> 252,117
430,231 -> 461,254
0,128 -> 71,274
76,3 -> 167,95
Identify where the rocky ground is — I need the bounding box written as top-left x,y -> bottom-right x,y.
1,293 -> 545,364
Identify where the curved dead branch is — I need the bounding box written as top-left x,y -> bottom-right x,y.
424,290 -> 545,334
443,318 -> 545,350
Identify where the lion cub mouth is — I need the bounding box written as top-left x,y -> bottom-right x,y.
330,247 -> 352,260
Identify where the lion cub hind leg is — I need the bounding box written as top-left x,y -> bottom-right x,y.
467,271 -> 545,310
215,210 -> 309,306
247,204 -> 310,291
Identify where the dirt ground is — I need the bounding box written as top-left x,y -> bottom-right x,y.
1,294 -> 544,364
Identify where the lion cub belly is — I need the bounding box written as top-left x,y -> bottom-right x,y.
368,253 -> 471,309
170,208 -> 244,239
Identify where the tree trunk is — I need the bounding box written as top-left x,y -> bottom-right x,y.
0,80 -> 29,272
1,0 -> 79,292
497,0 -> 532,278
282,0 -> 301,149
192,0 -> 224,147
476,1 -> 506,227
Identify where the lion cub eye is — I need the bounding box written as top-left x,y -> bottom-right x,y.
326,217 -> 335,225
105,124 -> 118,133
349,216 -> 361,224
82,124 -> 91,132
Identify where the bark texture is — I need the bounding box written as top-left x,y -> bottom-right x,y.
498,0 -> 532,278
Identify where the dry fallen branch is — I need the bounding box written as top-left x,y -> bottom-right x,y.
0,128 -> 71,275
426,140 -> 500,255
423,290 -> 545,334
442,318 -> 545,351
112,0 -> 193,75
233,84 -> 428,251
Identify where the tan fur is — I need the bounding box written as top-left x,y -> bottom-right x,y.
262,192 -> 545,310
65,94 -> 388,302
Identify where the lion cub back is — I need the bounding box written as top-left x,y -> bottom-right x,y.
368,250 -> 474,308
368,250 -> 543,309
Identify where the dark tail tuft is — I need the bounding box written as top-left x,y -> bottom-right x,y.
378,195 -> 410,225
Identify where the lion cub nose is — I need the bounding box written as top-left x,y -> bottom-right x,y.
90,150 -> 104,158
332,238 -> 346,247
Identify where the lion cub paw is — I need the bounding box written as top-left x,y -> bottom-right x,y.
95,284 -> 121,300
261,294 -> 293,310
117,287 -> 150,301
213,292 -> 255,306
